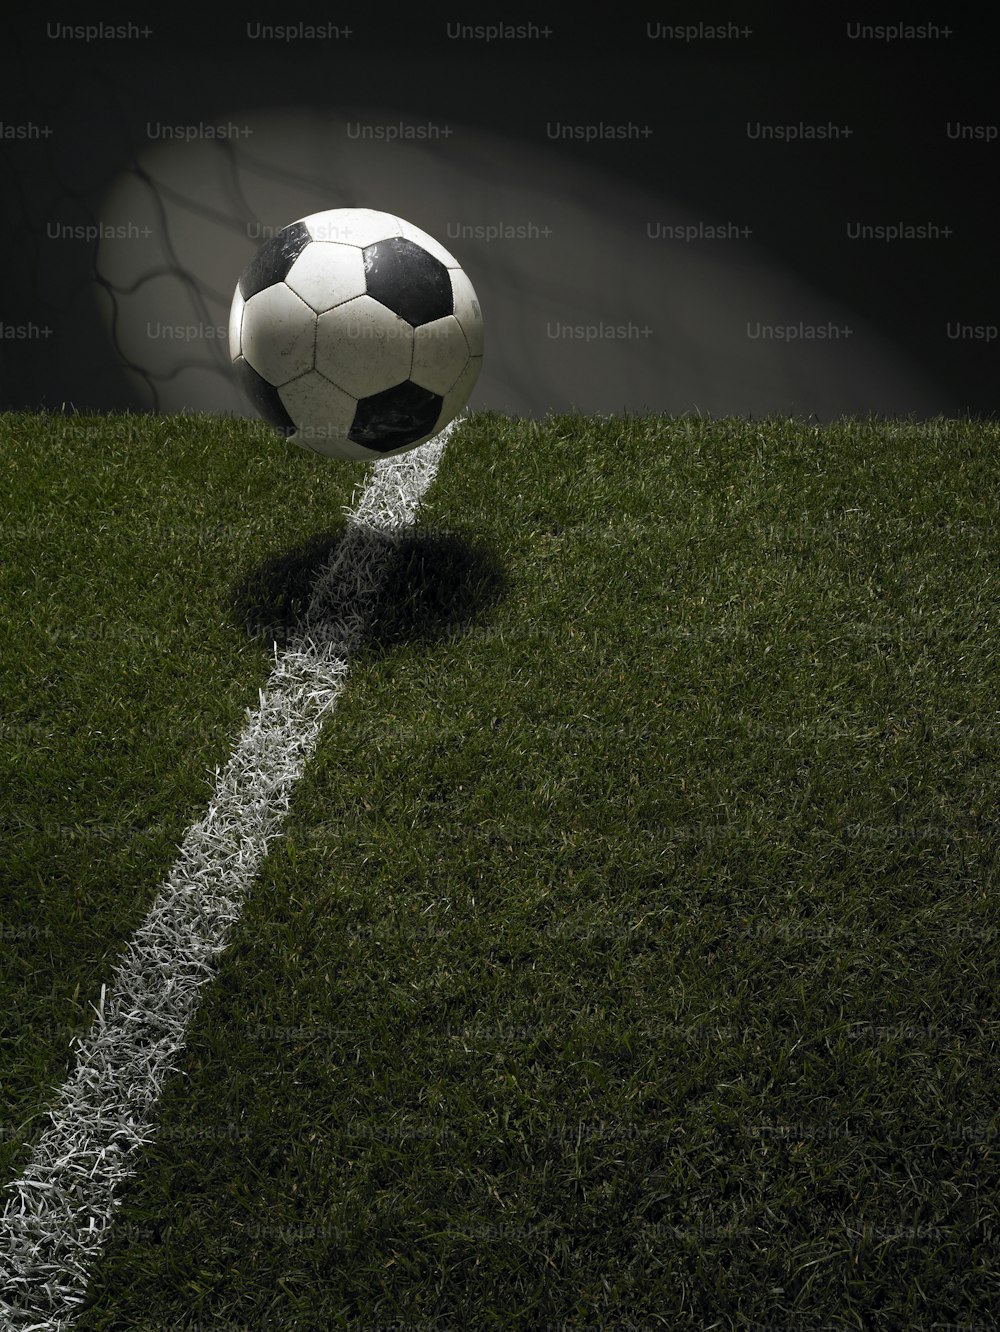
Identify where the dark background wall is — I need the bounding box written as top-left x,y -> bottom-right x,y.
2,9 -> 997,422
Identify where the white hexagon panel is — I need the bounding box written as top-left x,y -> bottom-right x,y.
315,296 -> 413,399
394,215 -> 461,269
240,283 -> 316,387
449,268 -> 484,358
277,370 -> 357,452
284,243 -> 367,314
297,207 -> 402,248
434,356 -> 483,436
228,285 -> 244,362
411,316 -> 473,395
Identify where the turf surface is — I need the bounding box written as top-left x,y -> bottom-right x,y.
1,410 -> 998,1328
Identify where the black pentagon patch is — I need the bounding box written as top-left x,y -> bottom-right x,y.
362,237 -> 453,326
238,222 -> 312,300
235,355 -> 297,435
350,380 -> 443,451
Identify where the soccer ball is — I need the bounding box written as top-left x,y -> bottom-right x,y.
229,208 -> 483,460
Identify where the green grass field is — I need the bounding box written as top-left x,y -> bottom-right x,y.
1,409 -> 998,1329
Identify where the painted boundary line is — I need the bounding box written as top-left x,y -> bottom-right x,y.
0,423 -> 453,1329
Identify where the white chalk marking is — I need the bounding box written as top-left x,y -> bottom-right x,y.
0,424 -> 452,1329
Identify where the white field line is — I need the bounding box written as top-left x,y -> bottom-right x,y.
0,423 -> 453,1330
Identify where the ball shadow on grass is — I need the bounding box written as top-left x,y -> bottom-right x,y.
229,526 -> 511,658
